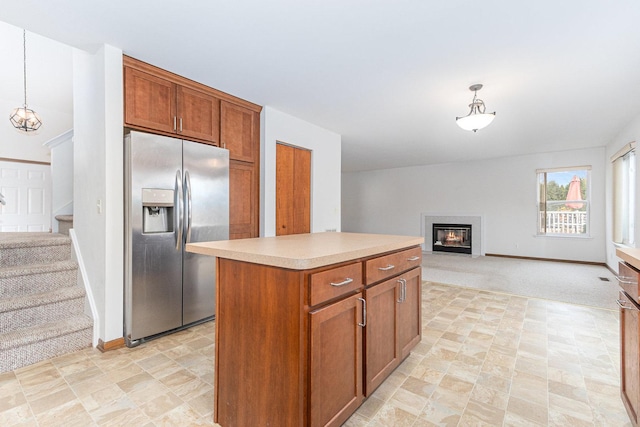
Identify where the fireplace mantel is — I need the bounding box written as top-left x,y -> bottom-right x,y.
421,213 -> 484,256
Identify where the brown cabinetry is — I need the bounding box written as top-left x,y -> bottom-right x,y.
124,64 -> 219,144
221,100 -> 259,162
364,265 -> 422,395
213,244 -> 422,427
310,292 -> 364,427
619,261 -> 640,426
229,160 -> 258,239
123,56 -> 261,238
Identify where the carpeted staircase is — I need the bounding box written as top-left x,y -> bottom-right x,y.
0,232 -> 93,373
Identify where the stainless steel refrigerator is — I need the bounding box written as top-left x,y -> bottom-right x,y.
124,130 -> 229,347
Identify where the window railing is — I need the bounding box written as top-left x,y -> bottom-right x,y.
539,211 -> 588,234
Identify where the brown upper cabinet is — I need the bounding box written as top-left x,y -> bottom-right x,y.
124,64 -> 220,144
221,101 -> 259,162
123,56 -> 261,160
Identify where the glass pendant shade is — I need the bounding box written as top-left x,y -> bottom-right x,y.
455,84 -> 495,132
10,106 -> 42,132
456,111 -> 495,132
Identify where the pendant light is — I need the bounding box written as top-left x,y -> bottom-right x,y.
455,84 -> 495,132
9,29 -> 42,132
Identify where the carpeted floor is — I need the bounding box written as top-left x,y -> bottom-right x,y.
422,253 -> 619,310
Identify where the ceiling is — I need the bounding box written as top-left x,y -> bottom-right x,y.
1,1 -> 640,172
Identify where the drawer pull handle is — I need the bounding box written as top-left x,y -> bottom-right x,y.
617,299 -> 637,310
407,256 -> 420,261
330,278 -> 354,287
616,274 -> 637,285
378,264 -> 395,271
358,297 -> 367,327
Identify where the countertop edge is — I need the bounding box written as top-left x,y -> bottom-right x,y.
617,247 -> 640,271
186,235 -> 424,270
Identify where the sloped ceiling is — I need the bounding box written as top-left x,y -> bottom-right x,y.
1,1 -> 639,171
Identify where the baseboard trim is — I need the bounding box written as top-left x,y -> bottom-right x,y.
97,337 -> 125,352
484,253 -> 606,267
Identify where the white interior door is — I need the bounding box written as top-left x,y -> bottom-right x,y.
0,160 -> 51,232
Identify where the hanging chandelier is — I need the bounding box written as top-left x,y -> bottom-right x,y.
455,84 -> 495,132
9,29 -> 42,132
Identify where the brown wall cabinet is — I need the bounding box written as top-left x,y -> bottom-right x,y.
619,261 -> 640,426
123,56 -> 261,238
214,245 -> 422,426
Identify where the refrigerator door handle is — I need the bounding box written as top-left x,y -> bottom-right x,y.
175,170 -> 184,250
185,170 -> 193,243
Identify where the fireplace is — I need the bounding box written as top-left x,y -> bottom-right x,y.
432,224 -> 472,254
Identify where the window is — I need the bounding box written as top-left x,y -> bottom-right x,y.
537,167 -> 590,236
613,143 -> 636,245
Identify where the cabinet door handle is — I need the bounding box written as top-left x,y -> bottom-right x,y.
407,256 -> 420,261
330,278 -> 353,287
616,275 -> 637,285
358,297 -> 366,327
179,117 -> 183,133
173,116 -> 177,131
617,299 -> 637,310
378,264 -> 395,271
397,278 -> 406,303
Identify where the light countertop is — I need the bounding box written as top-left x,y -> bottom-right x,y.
186,232 -> 424,270
617,247 -> 640,271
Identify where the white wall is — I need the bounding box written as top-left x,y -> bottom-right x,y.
605,114 -> 640,270
0,21 -> 73,163
45,129 -> 74,231
262,106 -> 342,236
342,147 -> 606,263
72,45 -> 123,344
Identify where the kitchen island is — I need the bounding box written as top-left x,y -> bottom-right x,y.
186,232 -> 424,427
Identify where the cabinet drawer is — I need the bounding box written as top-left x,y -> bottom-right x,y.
619,262 -> 640,303
365,246 -> 422,285
310,263 -> 362,306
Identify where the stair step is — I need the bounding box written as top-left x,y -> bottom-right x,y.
0,260 -> 78,298
0,287 -> 86,334
0,315 -> 92,372
55,215 -> 73,236
0,233 -> 71,267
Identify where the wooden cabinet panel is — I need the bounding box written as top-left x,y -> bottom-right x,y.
365,277 -> 400,395
310,293 -> 363,427
229,161 -> 258,239
398,267 -> 422,359
221,100 -> 258,162
620,262 -> 640,304
620,290 -> 640,425
177,86 -> 219,144
365,246 -> 422,285
216,259 -> 305,427
310,263 -> 362,307
124,67 -> 176,133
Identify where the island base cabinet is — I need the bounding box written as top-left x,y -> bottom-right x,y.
620,289 -> 640,426
365,278 -> 400,395
398,268 -> 422,359
365,267 -> 422,395
310,293 -> 364,427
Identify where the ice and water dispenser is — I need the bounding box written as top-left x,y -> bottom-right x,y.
142,188 -> 174,233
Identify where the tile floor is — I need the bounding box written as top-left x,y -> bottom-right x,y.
0,282 -> 632,426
